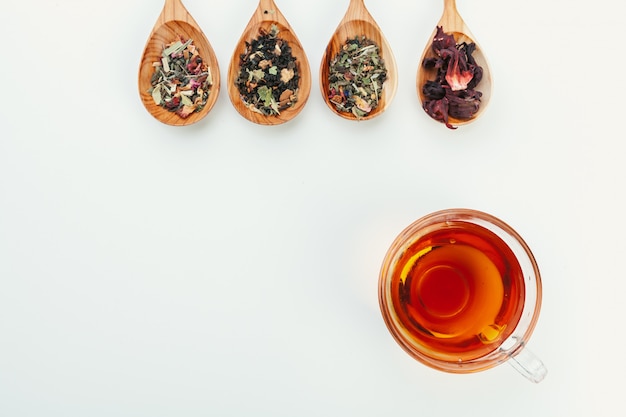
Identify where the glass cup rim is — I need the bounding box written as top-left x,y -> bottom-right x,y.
378,208 -> 542,374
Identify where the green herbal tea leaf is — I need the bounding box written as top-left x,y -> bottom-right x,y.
151,86 -> 162,105
258,85 -> 273,105
149,38 -> 213,119
162,39 -> 192,57
180,94 -> 193,106
326,36 -> 387,119
248,69 -> 266,81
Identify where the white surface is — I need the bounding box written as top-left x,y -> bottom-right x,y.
1,0 -> 624,416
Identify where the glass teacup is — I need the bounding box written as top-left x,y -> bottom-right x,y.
378,209 -> 547,383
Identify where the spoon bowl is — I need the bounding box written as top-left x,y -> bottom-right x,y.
416,0 -> 492,128
320,0 -> 397,121
227,0 -> 311,125
138,0 -> 220,126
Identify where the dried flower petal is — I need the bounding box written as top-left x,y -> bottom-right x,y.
424,98 -> 453,129
354,96 -> 372,113
176,105 -> 196,119
422,80 -> 446,100
447,89 -> 481,119
421,26 -> 483,129
445,49 -> 474,91
431,26 -> 456,53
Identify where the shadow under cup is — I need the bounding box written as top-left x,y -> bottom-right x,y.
378,209 -> 546,382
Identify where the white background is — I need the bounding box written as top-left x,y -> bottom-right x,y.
1,0 -> 624,416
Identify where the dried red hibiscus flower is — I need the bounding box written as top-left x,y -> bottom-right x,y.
421,26 -> 483,129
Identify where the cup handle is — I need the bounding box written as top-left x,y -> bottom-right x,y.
507,345 -> 548,383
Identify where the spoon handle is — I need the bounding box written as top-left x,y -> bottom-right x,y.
443,0 -> 457,12
343,0 -> 370,22
255,0 -> 285,23
439,0 -> 471,38
158,0 -> 190,23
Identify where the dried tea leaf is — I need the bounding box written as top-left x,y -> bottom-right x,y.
163,41 -> 183,57
180,94 -> 193,106
161,57 -> 170,73
327,36 -> 387,119
234,25 -> 299,116
163,39 -> 192,57
151,86 -> 162,105
148,38 -> 213,118
258,85 -> 273,106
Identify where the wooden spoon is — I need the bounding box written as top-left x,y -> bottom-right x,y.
416,0 -> 492,128
416,0 -> 493,127
320,0 -> 397,121
227,0 -> 311,125
138,0 -> 220,126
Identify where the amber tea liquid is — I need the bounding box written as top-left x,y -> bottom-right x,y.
390,221 -> 525,362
